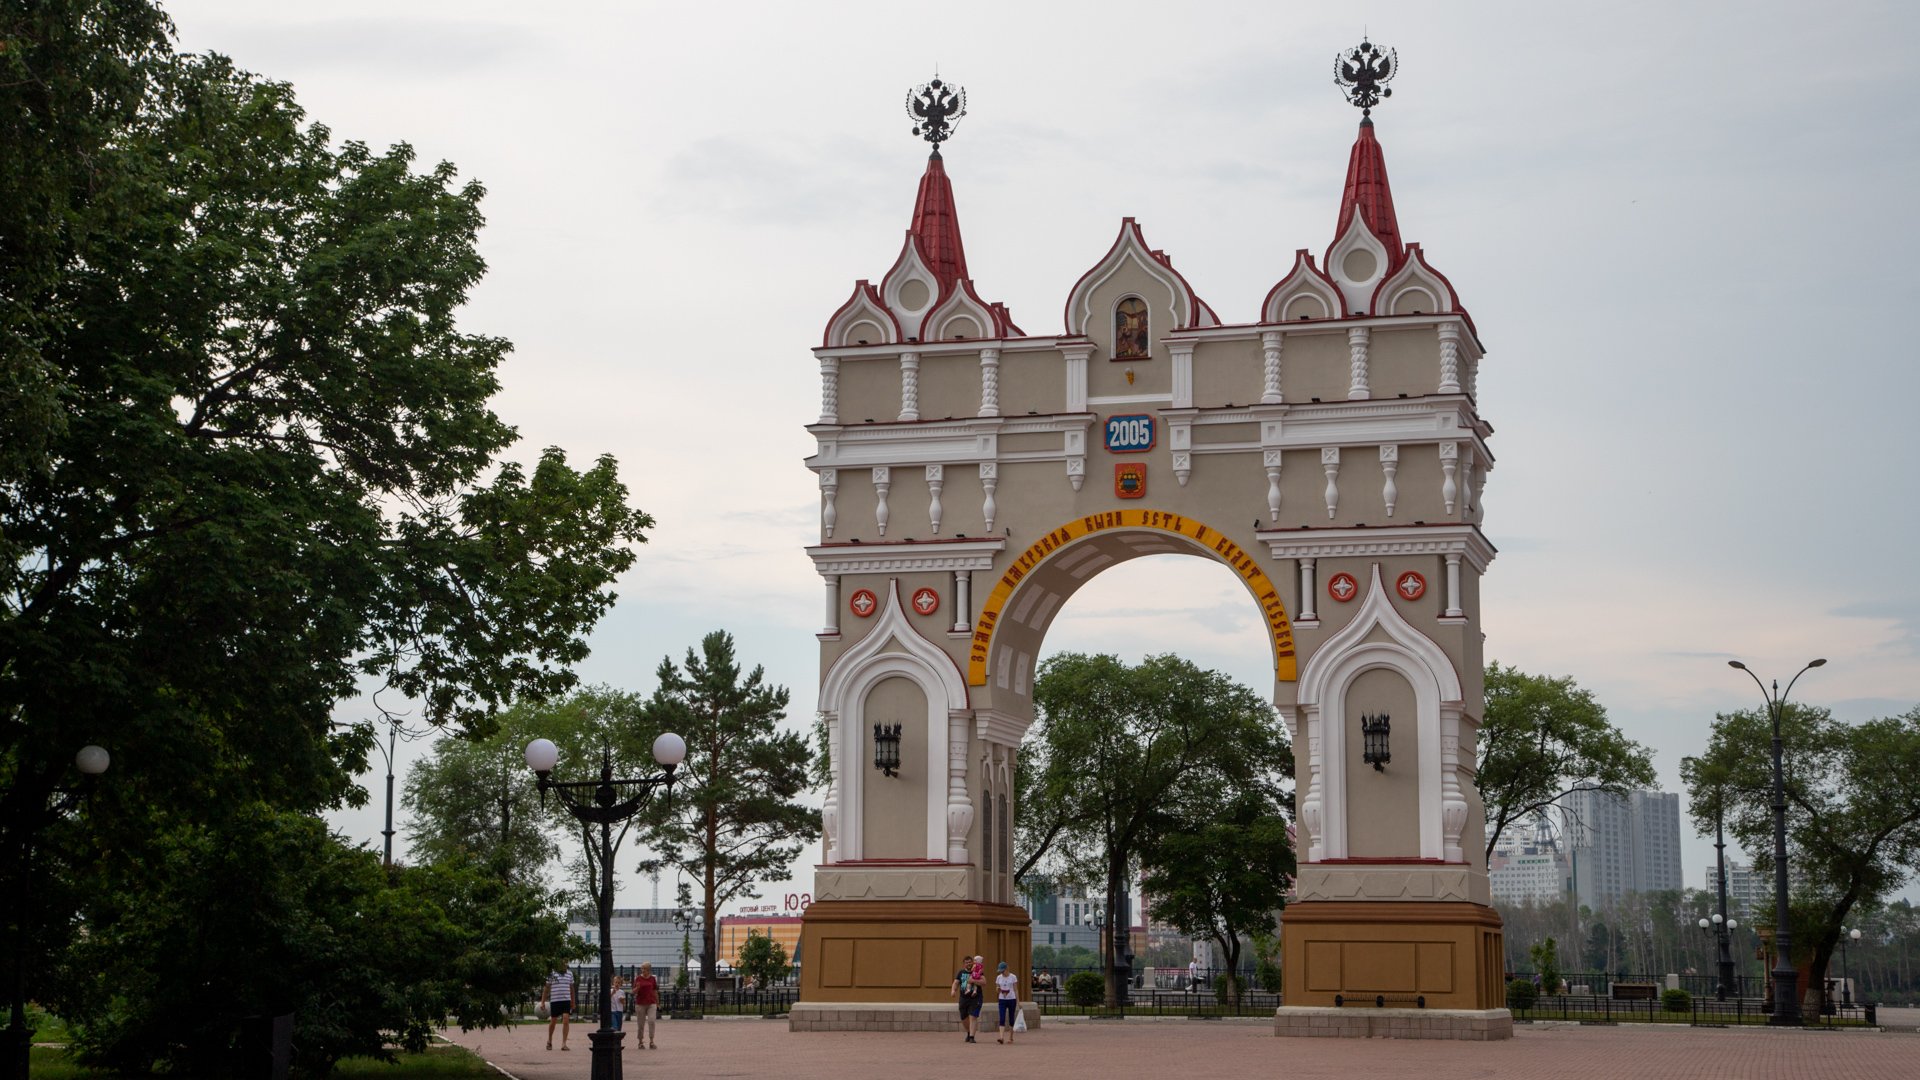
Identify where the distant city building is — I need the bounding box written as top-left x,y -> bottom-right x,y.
1564,789 -> 1684,910
1020,878 -> 1135,957
716,913 -> 804,971
1489,813 -> 1570,905
566,907 -> 703,974
1704,860 -> 1803,921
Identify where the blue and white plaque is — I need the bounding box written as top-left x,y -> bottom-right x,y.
1104,413 -> 1156,453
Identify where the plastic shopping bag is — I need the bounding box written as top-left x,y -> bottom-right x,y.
1012,1005 -> 1027,1032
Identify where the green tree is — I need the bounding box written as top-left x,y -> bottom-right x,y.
1529,937 -> 1563,995
1026,653 -> 1287,1006
3,11 -> 648,1068
635,632 -> 818,989
1477,663 -> 1657,861
1684,704 -> 1920,1013
737,929 -> 792,987
1141,788 -> 1295,1006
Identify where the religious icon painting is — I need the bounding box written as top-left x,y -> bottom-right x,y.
1327,572 -> 1359,603
1395,571 -> 1426,601
1114,297 -> 1150,360
911,587 -> 940,616
849,589 -> 878,617
1114,463 -> 1147,499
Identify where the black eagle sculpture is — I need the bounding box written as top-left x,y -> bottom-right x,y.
1334,40 -> 1397,117
907,77 -> 966,153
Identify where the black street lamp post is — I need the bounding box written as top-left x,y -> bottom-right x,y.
1840,927 -> 1861,1007
525,734 -> 684,1080
7,745 -> 109,1080
1727,657 -> 1824,1026
1696,913 -> 1738,999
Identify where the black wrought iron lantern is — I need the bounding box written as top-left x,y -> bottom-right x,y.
873,722 -> 902,777
1361,713 -> 1391,771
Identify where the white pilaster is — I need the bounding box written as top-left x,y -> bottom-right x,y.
1298,557 -> 1318,621
1380,444 -> 1399,518
946,713 -> 973,864
1261,330 -> 1284,404
1441,705 -> 1467,863
925,464 -> 944,535
1170,340 -> 1195,409
951,570 -> 972,634
1063,343 -> 1092,413
1437,322 -> 1462,394
822,575 -> 840,636
819,357 -> 840,424
1347,326 -> 1371,400
978,347 -> 1001,417
1321,446 -> 1341,518
898,352 -> 920,421
821,710 -> 841,861
819,468 -> 838,538
1443,553 -> 1464,619
872,466 -> 891,536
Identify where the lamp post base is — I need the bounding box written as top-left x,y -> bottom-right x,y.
586,1028 -> 625,1080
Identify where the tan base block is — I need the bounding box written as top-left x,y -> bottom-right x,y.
797,900 -> 1032,1005
1273,1006 -> 1513,1040
1281,900 -> 1506,1011
788,1001 -> 1041,1033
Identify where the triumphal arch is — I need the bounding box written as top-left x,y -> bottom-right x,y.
794,46 -> 1511,1039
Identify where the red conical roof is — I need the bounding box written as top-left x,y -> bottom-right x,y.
909,151 -> 970,294
1332,118 -> 1404,273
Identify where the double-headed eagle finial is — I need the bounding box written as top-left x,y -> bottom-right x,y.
907,76 -> 966,155
1334,39 -> 1397,117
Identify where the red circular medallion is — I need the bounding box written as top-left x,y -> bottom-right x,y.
1395,571 -> 1427,601
1327,572 -> 1359,603
848,589 -> 878,618
911,587 -> 940,616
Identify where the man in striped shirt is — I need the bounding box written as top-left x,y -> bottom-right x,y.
545,968 -> 574,1051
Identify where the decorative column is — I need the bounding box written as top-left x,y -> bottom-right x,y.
980,462 -> 998,532
1170,340 -> 1195,409
1063,343 -> 1092,413
1261,330 -> 1284,404
1380,444 -> 1399,517
1471,459 -> 1488,524
926,464 -> 944,535
951,570 -> 972,634
978,347 -> 1001,417
872,467 -> 891,536
1298,558 -> 1318,621
1301,712 -> 1325,861
820,710 -> 841,861
898,352 -> 920,421
1440,705 -> 1468,863
1461,446 -> 1478,519
1466,354 -> 1480,400
820,468 -> 838,538
945,714 -> 974,864
1440,442 -> 1459,514
1321,447 -> 1341,519
819,357 -> 840,424
1264,450 -> 1283,522
1437,322 -> 1462,394
1443,553 -> 1464,619
1347,326 -> 1371,400
822,575 -> 840,635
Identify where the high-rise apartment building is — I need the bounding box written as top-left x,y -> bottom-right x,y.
1564,789 -> 1684,910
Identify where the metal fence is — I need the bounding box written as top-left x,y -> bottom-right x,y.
1510,992 -> 1876,1027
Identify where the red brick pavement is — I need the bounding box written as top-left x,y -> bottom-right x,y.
445,1016 -> 1919,1080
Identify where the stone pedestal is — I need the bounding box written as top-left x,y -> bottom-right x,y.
795,900 -> 1031,1013
1280,900 -> 1507,1022
1273,1006 -> 1511,1040
789,1000 -> 1041,1033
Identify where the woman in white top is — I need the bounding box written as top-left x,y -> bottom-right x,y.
994,962 -> 1019,1044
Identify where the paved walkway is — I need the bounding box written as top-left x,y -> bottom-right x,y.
445,1015 -> 1920,1080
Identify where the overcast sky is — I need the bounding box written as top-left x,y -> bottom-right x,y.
165,1 -> 1920,908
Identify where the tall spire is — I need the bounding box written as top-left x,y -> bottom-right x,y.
1333,117 -> 1404,271
904,75 -> 971,293
1331,39 -> 1405,272
908,152 -> 969,291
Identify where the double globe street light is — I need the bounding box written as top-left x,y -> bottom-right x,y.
525,733 -> 684,1080
1727,657 -> 1824,1026
1695,913 -> 1739,999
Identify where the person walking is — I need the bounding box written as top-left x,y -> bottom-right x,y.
994,962 -> 1020,1044
544,967 -> 574,1051
609,974 -> 627,1032
632,962 -> 661,1050
951,960 -> 984,1042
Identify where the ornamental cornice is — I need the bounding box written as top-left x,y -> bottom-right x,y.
974,708 -> 1032,747
1144,311 -> 1475,345
808,414 -> 1093,470
1254,524 -> 1496,571
808,539 -> 1007,576
813,336 -> 1068,361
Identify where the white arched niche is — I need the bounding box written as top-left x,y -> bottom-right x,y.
818,579 -> 970,863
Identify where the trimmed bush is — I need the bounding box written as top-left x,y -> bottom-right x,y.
1506,978 -> 1539,1011
1661,987 -> 1692,1013
1064,971 -> 1106,1007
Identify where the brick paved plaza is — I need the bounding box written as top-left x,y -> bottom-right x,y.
446,1014 -> 1920,1080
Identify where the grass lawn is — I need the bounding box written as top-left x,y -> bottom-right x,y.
29,1043 -> 497,1078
